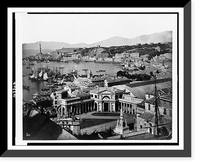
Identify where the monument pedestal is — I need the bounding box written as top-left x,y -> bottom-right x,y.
113,109 -> 129,135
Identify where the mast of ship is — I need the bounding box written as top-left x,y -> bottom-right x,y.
150,70 -> 160,136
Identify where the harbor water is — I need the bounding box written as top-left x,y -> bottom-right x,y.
23,61 -> 122,101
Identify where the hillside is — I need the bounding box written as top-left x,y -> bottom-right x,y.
22,31 -> 172,50
91,31 -> 172,47
22,41 -> 72,50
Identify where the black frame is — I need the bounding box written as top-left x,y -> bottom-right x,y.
2,2 -> 191,157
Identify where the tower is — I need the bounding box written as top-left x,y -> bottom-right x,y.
39,43 -> 42,54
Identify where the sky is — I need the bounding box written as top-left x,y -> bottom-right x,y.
19,13 -> 177,44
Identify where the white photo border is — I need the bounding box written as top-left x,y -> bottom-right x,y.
5,6 -> 190,156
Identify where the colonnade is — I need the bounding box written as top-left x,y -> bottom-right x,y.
120,101 -> 137,115
57,101 -> 95,119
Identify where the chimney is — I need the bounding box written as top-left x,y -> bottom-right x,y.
39,43 -> 42,54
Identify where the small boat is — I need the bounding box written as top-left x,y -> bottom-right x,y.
41,87 -> 50,91
59,66 -> 65,69
72,59 -> 81,64
46,83 -> 54,87
123,66 -> 139,71
29,61 -> 34,65
82,68 -> 88,71
96,69 -> 106,72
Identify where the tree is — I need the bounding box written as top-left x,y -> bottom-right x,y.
80,49 -> 86,57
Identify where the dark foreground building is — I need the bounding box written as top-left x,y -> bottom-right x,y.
23,109 -> 77,140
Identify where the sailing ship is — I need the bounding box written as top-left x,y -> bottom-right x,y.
43,72 -> 48,81
29,72 -> 35,80
29,61 -> 35,65
39,70 -> 43,78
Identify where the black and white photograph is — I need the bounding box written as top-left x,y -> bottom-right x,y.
21,12 -> 175,141
3,5 -> 191,158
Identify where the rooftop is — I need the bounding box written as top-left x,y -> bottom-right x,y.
23,112 -> 77,140
90,87 -> 124,94
127,78 -> 172,88
139,111 -> 172,126
125,79 -> 172,99
106,77 -> 132,83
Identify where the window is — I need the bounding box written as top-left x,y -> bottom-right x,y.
148,104 -> 150,110
140,125 -> 143,129
163,108 -> 167,115
132,109 -> 135,114
123,122 -> 126,127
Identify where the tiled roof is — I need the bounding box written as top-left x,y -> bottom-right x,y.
127,78 -> 172,88
23,112 -> 77,140
160,94 -> 172,102
139,112 -> 172,126
140,112 -> 155,122
24,113 -> 62,140
106,78 -> 131,83
126,80 -> 172,99
160,88 -> 172,94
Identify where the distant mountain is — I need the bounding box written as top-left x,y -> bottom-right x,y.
22,41 -> 73,50
91,31 -> 172,47
23,31 -> 172,50
90,36 -> 131,47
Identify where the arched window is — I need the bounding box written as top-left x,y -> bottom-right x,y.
102,96 -> 110,100
132,109 -> 135,114
62,106 -> 65,116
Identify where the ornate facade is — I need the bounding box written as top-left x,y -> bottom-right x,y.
119,94 -> 143,114
52,90 -> 94,120
90,87 -> 124,112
